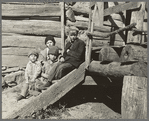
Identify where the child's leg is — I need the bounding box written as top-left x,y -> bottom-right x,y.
21,83 -> 29,97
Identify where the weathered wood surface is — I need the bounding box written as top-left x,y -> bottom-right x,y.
121,76 -> 147,119
127,2 -> 146,44
87,23 -> 136,38
72,2 -> 140,17
2,34 -> 61,49
3,62 -> 86,119
98,46 -> 120,62
2,20 -> 62,37
120,44 -> 147,62
2,3 -> 61,16
88,61 -> 147,78
2,55 -> 28,67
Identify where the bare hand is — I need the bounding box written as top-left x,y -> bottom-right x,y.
67,49 -> 70,53
59,57 -> 65,62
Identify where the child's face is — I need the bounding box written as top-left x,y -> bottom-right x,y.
68,31 -> 77,43
29,54 -> 38,63
48,54 -> 57,61
46,40 -> 54,48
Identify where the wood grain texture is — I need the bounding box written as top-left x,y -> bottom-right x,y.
120,44 -> 147,62
2,3 -> 61,16
4,62 -> 85,119
121,76 -> 147,119
88,61 -> 147,78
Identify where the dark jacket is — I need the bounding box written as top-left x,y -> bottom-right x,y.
63,38 -> 85,68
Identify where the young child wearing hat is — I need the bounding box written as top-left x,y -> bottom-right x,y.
17,50 -> 42,101
36,46 -> 60,90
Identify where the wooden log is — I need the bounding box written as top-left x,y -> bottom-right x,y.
3,62 -> 85,119
2,34 -> 61,49
127,2 -> 146,44
2,3 -> 61,16
98,46 -> 120,62
3,71 -> 25,85
120,44 -> 147,62
88,61 -> 147,78
72,2 -> 140,17
2,20 -> 62,37
121,76 -> 147,119
2,55 -> 28,67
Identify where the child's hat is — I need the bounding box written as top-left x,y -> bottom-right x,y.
48,46 -> 59,57
28,50 -> 39,58
45,35 -> 55,45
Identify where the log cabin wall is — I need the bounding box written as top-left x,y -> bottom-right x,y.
2,2 -> 148,68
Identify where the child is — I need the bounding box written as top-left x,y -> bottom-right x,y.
39,35 -> 56,62
36,46 -> 60,90
17,50 -> 42,101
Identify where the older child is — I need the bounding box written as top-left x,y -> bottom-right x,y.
38,35 -> 56,62
17,50 -> 42,101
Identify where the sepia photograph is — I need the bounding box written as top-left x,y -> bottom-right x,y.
1,0 -> 148,119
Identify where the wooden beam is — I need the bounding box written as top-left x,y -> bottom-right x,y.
2,3 -> 61,16
4,62 -> 86,119
61,2 -> 65,53
104,2 -> 140,16
87,23 -> 136,38
71,2 -> 140,17
88,61 -> 147,78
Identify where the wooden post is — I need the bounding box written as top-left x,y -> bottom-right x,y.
96,2 -> 104,27
127,2 -> 146,44
61,2 -> 65,53
121,76 -> 147,119
85,2 -> 93,69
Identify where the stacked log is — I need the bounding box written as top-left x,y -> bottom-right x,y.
88,61 -> 147,78
120,44 -> 147,62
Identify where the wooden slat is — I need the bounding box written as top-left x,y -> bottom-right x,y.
4,62 -> 86,119
2,20 -> 61,37
2,3 -> 61,16
2,34 -> 61,49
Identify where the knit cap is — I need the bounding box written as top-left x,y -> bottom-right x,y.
48,46 -> 59,57
45,36 -> 55,45
28,50 -> 39,58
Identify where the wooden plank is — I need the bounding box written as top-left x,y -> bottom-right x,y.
2,20 -> 61,37
104,2 -> 140,16
2,34 -> 61,49
2,3 -> 61,16
127,2 -> 146,44
4,62 -> 86,119
96,2 -> 104,27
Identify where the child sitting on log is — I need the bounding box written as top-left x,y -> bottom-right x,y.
17,50 -> 42,101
